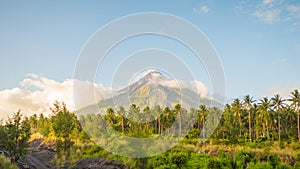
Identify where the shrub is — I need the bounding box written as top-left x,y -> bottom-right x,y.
206,158 -> 223,169
152,155 -> 171,168
235,151 -> 254,169
0,156 -> 18,169
170,151 -> 188,168
279,141 -> 285,149
248,161 -> 273,169
267,154 -> 280,168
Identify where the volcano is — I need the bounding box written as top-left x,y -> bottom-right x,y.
76,70 -> 220,114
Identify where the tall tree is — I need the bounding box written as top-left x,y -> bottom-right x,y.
117,106 -> 126,133
289,89 -> 300,142
271,94 -> 285,142
232,99 -> 243,136
258,97 -> 271,140
51,102 -> 76,152
36,113 -> 50,136
153,105 -> 162,134
4,110 -> 31,163
28,114 -> 37,133
243,95 -> 255,142
198,104 -> 208,140
175,104 -> 182,136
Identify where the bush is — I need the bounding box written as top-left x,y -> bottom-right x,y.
206,158 -> 223,169
235,151 -> 254,169
85,145 -> 103,155
290,142 -> 300,150
279,141 -> 285,149
256,136 -> 268,143
0,156 -> 18,169
248,161 -> 273,169
267,154 -> 280,168
170,151 -> 188,168
152,155 -> 171,168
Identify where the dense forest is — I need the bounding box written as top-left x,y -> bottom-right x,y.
1,89 -> 300,168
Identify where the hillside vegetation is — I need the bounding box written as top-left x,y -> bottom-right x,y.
1,90 -> 300,168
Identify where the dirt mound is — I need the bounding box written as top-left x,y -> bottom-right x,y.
71,158 -> 129,169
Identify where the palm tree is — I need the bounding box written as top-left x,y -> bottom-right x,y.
289,89 -> 300,142
117,106 -> 126,133
198,104 -> 208,139
271,94 -> 285,142
243,95 -> 255,142
258,97 -> 271,140
282,106 -> 296,138
232,98 -> 243,136
175,104 -> 182,135
153,105 -> 162,134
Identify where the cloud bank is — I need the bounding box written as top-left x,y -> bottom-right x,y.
236,0 -> 300,29
0,73 -> 208,120
0,74 -> 111,120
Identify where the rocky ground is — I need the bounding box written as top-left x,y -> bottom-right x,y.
17,139 -> 128,169
70,158 -> 129,169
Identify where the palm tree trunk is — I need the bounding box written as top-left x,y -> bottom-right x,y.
278,109 -> 281,142
297,107 -> 300,142
262,123 -> 265,137
248,108 -> 252,142
158,117 -> 161,134
203,121 -> 205,140
198,118 -> 201,131
239,116 -> 242,136
179,112 -> 182,135
122,118 -> 124,133
266,121 -> 270,140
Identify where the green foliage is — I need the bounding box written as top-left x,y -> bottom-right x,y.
3,93 -> 300,169
248,161 -> 273,169
0,110 -> 31,163
206,158 -> 224,169
279,141 -> 285,149
36,113 -> 50,136
0,156 -> 18,169
267,154 -> 280,168
152,155 -> 171,168
170,151 -> 188,168
235,151 -> 255,169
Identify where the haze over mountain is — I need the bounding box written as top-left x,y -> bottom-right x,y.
77,70 -> 221,115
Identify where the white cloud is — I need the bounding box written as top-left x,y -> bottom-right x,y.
253,9 -> 281,24
200,5 -> 210,14
237,0 -> 300,29
0,74 -> 111,120
130,69 -> 158,84
0,73 -> 209,120
193,5 -> 210,14
287,5 -> 300,19
287,5 -> 300,13
157,79 -> 208,98
158,79 -> 188,89
263,0 -> 273,4
190,80 -> 209,98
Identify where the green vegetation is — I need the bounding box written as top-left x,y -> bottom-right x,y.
0,110 -> 31,164
1,90 -> 300,168
0,155 -> 18,169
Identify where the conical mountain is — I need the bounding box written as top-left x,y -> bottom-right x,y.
76,71 -> 219,114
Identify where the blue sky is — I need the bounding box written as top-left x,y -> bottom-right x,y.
0,0 -> 300,113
